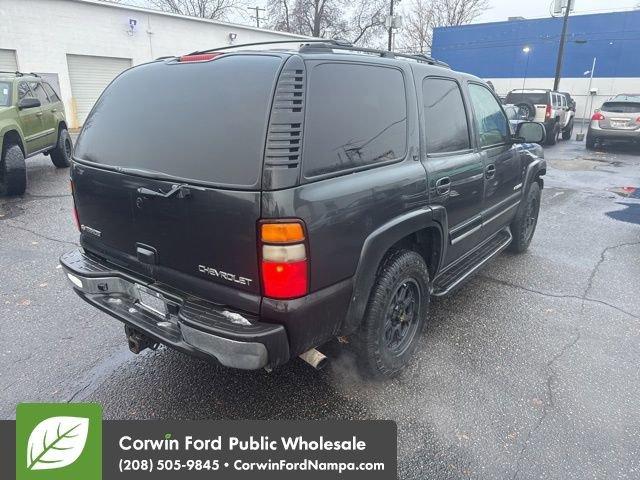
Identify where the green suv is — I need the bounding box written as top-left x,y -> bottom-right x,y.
0,72 -> 72,195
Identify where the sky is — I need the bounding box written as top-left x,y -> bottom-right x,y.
476,0 -> 639,23
119,0 -> 640,28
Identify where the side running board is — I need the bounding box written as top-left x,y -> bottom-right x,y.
432,228 -> 512,297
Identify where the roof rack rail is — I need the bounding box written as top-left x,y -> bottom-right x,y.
187,38 -> 450,68
188,38 -> 351,56
0,71 -> 41,78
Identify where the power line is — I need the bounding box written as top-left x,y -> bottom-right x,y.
247,6 -> 266,28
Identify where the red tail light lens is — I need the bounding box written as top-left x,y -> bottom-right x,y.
178,53 -> 221,62
70,180 -> 80,231
261,261 -> 308,299
545,104 -> 552,119
592,112 -> 605,121
635,117 -> 640,124
259,220 -> 308,300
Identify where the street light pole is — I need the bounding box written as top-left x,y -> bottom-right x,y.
553,0 -> 573,90
578,57 -> 597,138
522,46 -> 531,91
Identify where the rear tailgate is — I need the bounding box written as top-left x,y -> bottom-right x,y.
72,53 -> 285,312
599,102 -> 640,130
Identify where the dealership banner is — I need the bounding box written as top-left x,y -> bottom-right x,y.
1,404 -> 396,479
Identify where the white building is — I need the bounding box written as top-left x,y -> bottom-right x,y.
0,0 -> 305,128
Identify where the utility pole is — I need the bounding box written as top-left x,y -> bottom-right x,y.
387,0 -> 395,51
248,6 -> 266,28
553,0 -> 573,90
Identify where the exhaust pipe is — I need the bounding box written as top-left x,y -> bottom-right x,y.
299,348 -> 328,370
124,326 -> 157,354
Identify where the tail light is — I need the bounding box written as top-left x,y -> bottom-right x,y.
259,220 -> 308,299
70,180 -> 80,232
178,53 -> 222,62
635,117 -> 640,124
592,112 -> 605,121
545,104 -> 552,119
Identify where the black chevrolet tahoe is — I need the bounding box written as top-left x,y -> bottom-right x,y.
61,41 -> 546,377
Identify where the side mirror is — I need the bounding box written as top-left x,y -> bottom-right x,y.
18,97 -> 41,110
514,121 -> 545,144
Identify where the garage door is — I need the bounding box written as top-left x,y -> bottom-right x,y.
0,49 -> 18,72
67,54 -> 132,126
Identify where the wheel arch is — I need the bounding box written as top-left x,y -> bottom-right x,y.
1,127 -> 25,156
339,206 -> 447,335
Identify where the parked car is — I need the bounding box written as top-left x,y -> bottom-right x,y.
611,93 -> 640,102
60,41 -> 546,378
586,99 -> 640,149
504,89 -> 575,145
0,72 -> 72,195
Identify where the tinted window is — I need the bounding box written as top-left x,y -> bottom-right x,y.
74,55 -> 282,187
469,84 -> 510,147
505,91 -> 548,105
422,78 -> 470,154
601,102 -> 640,113
504,105 -> 521,120
42,82 -> 60,102
29,82 -> 49,104
0,81 -> 10,107
303,63 -> 407,177
18,82 -> 35,100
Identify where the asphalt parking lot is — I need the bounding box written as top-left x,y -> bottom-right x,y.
1,137 -> 639,479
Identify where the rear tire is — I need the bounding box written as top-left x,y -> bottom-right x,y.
508,182 -> 541,254
562,119 -> 574,140
352,249 -> 430,378
586,133 -> 597,150
0,143 -> 27,196
50,128 -> 72,168
546,122 -> 559,145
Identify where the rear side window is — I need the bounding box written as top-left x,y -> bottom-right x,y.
423,78 -> 470,154
74,55 -> 282,188
601,102 -> 640,113
468,83 -> 510,147
505,91 -> 548,105
302,63 -> 407,177
42,82 -> 60,102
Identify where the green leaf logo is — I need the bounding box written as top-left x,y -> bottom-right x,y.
26,416 -> 89,471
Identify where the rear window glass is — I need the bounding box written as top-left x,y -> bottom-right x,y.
302,63 -> 407,177
0,81 -> 10,106
74,55 -> 281,188
422,77 -> 470,154
601,102 -> 640,113
505,92 -> 548,105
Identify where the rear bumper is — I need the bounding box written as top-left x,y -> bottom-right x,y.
588,124 -> 640,141
60,249 -> 289,370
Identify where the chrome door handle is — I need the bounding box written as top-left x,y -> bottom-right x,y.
36,112 -> 43,117
485,164 -> 496,179
435,177 -> 451,195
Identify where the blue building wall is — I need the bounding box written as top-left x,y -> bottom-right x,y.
431,10 -> 640,79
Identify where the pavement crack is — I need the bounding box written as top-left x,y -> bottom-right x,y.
584,240 -> 640,299
511,330 -> 581,480
480,276 -> 640,321
5,222 -> 78,247
65,381 -> 93,403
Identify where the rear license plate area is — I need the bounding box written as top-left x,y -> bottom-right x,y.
135,285 -> 168,318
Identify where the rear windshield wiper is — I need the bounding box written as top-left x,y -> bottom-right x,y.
137,183 -> 204,199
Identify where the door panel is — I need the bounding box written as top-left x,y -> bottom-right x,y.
16,82 -> 45,154
29,81 -> 56,147
420,77 -> 485,266
467,83 -> 523,236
